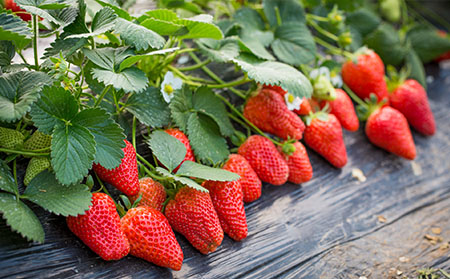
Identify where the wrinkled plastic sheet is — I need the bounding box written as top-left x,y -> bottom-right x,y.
1,66 -> 449,279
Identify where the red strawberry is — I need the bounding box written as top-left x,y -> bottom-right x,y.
342,48 -> 389,103
320,88 -> 359,131
4,0 -> 31,21
130,177 -> 166,212
93,140 -> 139,196
121,206 -> 183,271
278,141 -> 313,184
389,79 -> 436,136
164,128 -> 195,171
164,187 -> 224,254
238,135 -> 289,185
244,88 -> 305,140
435,31 -> 450,62
304,113 -> 348,168
66,193 -> 130,261
365,106 -> 416,160
203,179 -> 248,241
222,154 -> 262,203
263,84 -> 312,115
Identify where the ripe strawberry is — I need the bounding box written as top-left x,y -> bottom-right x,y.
342,48 -> 388,102
129,178 -> 166,212
238,135 -> 289,185
66,193 -> 130,261
121,206 -> 183,271
244,88 -> 305,140
389,79 -> 436,136
263,84 -> 312,115
319,88 -> 359,132
203,180 -> 248,241
23,130 -> 52,151
222,154 -> 262,203
24,157 -> 51,186
164,128 -> 195,171
365,106 -> 416,160
0,127 -> 24,149
93,140 -> 139,196
4,0 -> 31,21
303,112 -> 348,168
435,31 -> 450,62
164,187 -> 224,254
278,141 -> 313,184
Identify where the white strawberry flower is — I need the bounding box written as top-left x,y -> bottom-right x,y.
330,69 -> 343,88
309,66 -> 330,80
284,93 -> 302,111
161,71 -> 183,103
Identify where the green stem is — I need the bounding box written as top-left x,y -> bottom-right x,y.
307,18 -> 339,41
32,15 -> 39,70
306,14 -> 329,22
206,77 -> 251,89
274,6 -> 282,26
17,50 -> 29,65
343,84 -> 366,107
132,117 -> 137,151
178,59 -> 211,71
138,162 -> 169,181
136,153 -> 155,171
0,148 -> 50,157
313,36 -> 353,59
94,85 -> 112,108
13,159 -> 19,199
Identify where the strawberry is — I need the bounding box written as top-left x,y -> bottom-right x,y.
303,112 -> 348,168
23,130 -> 52,151
203,180 -> 248,241
164,187 -> 224,254
263,84 -> 312,115
121,206 -> 183,271
93,140 -> 139,196
4,0 -> 31,21
66,193 -> 130,261
129,177 -> 166,212
244,88 -> 305,140
320,88 -> 359,132
278,141 -> 313,184
164,128 -> 195,171
238,135 -> 289,185
342,48 -> 389,103
222,154 -> 262,203
24,157 -> 51,186
0,127 -> 24,149
389,79 -> 436,136
365,106 -> 416,160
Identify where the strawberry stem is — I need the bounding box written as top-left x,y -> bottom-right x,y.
132,116 -> 137,151
0,148 -> 50,157
178,58 -> 212,71
343,83 -> 367,108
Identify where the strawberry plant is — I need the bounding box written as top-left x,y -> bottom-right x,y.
0,0 -> 449,272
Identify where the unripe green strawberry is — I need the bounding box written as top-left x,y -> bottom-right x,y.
23,130 -> 52,151
24,157 -> 51,185
0,127 -> 24,149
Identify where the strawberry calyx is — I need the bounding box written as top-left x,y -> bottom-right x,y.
386,65 -> 409,93
356,94 -> 387,122
303,109 -> 329,127
280,139 -> 297,156
230,130 -> 247,147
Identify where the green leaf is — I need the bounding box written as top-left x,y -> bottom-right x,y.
115,18 -> 165,51
142,9 -> 178,21
23,170 -> 92,216
15,0 -> 77,26
66,6 -> 117,38
0,13 -> 32,49
94,0 -> 131,20
51,122 -> 96,185
0,192 -> 45,243
0,71 -> 52,123
0,160 -> 18,195
119,47 -> 179,71
125,87 -> 171,128
364,23 -> 406,66
233,7 -> 265,30
148,131 -> 186,172
186,112 -> 229,165
346,8 -> 381,37
83,47 -> 133,71
407,25 -> 450,63
44,4 -> 79,31
169,85 -> 194,132
43,37 -> 87,60
140,18 -> 185,36
175,16 -> 223,40
177,161 -> 239,181
61,0 -> 89,37
232,53 -> 313,98
0,41 -> 15,67
263,0 -> 306,28
156,167 -> 208,192
92,67 -> 148,94
30,86 -> 79,134
193,87 -> 234,137
405,49 -> 426,88
72,108 -> 125,169
271,22 -> 316,66
195,38 -> 240,63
